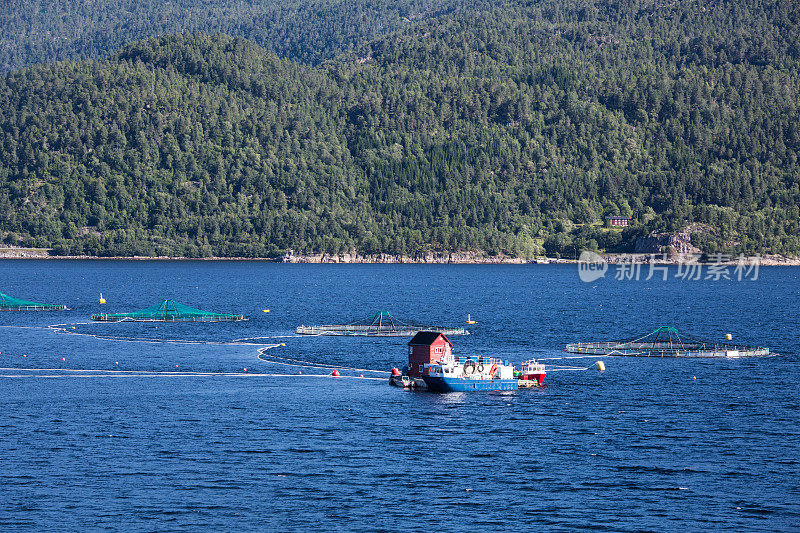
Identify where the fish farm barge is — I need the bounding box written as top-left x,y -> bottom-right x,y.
565,326 -> 770,358
91,299 -> 244,322
296,311 -> 468,336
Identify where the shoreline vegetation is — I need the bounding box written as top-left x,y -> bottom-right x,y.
2,247 -> 798,265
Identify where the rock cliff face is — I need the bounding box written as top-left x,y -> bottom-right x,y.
634,227 -> 704,256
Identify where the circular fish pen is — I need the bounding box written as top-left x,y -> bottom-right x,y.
1,291 -> 68,311
91,299 -> 244,322
565,326 -> 770,358
296,310 -> 468,336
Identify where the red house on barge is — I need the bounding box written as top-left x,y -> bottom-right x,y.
406,331 -> 454,378
390,331 -> 546,390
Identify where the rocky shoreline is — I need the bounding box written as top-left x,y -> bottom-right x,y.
1,247 -> 799,265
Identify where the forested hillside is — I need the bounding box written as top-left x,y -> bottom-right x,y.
1,0 -> 799,258
0,0 -> 495,72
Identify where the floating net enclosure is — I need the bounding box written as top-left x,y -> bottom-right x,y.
565,326 -> 769,358
0,291 -> 68,311
91,299 -> 244,322
296,311 -> 468,336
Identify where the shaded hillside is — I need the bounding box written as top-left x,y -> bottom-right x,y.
1,0 -> 799,258
0,0 -> 497,71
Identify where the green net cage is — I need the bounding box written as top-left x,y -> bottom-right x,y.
565,326 -> 770,358
91,299 -> 244,322
0,292 -> 68,311
296,310 -> 468,336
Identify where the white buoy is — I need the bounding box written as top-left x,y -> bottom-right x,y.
596,360 -> 605,372
725,333 -> 733,341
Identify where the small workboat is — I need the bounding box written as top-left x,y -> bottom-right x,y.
515,358 -> 546,387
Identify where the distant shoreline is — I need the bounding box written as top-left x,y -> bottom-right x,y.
1,247 -> 799,265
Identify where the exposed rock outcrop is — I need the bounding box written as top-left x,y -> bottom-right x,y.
634,226 -> 704,256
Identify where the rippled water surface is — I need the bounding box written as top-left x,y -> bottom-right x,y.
1,261 -> 798,531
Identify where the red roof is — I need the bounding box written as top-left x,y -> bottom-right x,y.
408,331 -> 452,346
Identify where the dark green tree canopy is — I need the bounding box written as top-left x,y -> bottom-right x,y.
1,0 -> 798,258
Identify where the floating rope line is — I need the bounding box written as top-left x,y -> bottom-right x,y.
0,368 -> 384,380
538,354 -> 608,361
46,322 -> 276,346
0,324 -> 55,330
231,335 -> 303,342
256,348 -> 389,374
1,321 -> 386,378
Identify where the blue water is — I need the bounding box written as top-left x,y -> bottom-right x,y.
1,261 -> 798,531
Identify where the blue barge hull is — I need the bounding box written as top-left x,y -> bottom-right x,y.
423,376 -> 518,392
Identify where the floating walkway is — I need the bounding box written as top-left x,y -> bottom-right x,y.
0,292 -> 67,311
565,326 -> 769,358
296,311 -> 468,336
91,299 -> 244,322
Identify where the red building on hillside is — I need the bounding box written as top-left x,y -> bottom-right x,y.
606,216 -> 631,227
407,332 -> 454,377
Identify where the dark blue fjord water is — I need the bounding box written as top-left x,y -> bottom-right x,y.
1,260 -> 799,531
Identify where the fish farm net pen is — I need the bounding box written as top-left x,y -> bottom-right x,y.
91,299 -> 244,322
0,292 -> 68,311
565,326 -> 770,358
295,310 -> 468,336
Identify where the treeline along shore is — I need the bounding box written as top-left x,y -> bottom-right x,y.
2,246 -> 799,266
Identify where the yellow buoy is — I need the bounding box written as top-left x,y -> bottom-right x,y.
466,314 -> 476,325
596,360 -> 606,372
281,343 -> 286,347
725,333 -> 733,341
262,309 -> 270,313
99,293 -> 106,304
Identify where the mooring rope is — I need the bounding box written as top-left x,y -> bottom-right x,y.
538,354 -> 607,360
257,348 -> 389,374
231,335 -> 303,342
0,367 -> 384,380
1,322 -> 387,378
46,322 -> 275,346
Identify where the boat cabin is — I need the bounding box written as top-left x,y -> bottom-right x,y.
407,331 -> 454,377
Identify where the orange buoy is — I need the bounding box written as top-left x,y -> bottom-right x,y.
175,364 -> 179,368
115,362 -> 119,365
331,370 -> 340,377
23,354 -> 27,357
298,370 -> 302,374
243,368 -> 247,372
359,374 -> 364,378
692,376 -> 697,380
391,367 -> 401,376
62,357 -> 66,361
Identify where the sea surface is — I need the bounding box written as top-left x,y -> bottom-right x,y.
0,260 -> 798,531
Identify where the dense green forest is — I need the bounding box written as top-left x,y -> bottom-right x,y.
1,0 -> 799,258
0,0 -> 496,72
